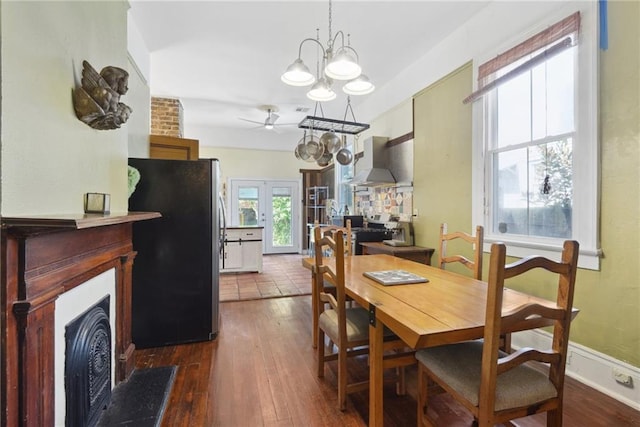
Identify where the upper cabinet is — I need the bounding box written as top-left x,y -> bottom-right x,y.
149,135 -> 199,160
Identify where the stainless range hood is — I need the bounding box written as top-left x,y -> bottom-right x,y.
350,136 -> 396,186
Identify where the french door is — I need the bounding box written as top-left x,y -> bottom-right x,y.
229,179 -> 300,254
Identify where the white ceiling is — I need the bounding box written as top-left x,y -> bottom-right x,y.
128,1 -> 490,148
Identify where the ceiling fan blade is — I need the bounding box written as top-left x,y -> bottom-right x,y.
239,118 -> 264,125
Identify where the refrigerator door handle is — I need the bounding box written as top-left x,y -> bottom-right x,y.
219,194 -> 227,254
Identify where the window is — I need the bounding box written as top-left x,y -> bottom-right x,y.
490,41 -> 575,239
471,6 -> 600,269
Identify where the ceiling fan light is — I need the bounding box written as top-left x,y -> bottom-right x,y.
325,49 -> 361,80
343,74 -> 375,95
264,123 -> 274,130
281,58 -> 316,86
307,78 -> 336,102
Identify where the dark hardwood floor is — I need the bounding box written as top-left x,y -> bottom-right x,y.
135,295 -> 640,426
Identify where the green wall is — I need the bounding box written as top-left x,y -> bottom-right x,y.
413,63 -> 474,278
412,1 -> 639,367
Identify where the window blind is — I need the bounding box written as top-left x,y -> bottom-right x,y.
463,11 -> 581,104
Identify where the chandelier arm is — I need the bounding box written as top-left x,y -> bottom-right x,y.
332,30 -> 345,46
297,37 -> 327,60
338,44 -> 359,62
329,31 -> 359,60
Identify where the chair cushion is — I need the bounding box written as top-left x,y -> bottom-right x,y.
322,279 -> 336,291
415,341 -> 558,412
319,307 -> 395,344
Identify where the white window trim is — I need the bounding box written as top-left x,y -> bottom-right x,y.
472,3 -> 601,270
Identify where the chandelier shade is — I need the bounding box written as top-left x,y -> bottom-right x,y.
343,74 -> 375,95
281,58 -> 316,86
307,77 -> 337,102
324,47 -> 361,80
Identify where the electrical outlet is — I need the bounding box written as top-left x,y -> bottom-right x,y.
613,367 -> 634,387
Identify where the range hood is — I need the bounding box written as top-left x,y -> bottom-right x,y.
350,136 -> 396,186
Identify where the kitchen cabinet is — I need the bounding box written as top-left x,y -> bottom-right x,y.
149,135 -> 199,160
222,240 -> 242,269
220,227 -> 263,273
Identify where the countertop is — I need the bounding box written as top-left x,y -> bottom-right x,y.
360,241 -> 434,266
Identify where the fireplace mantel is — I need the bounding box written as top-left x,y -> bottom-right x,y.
1,212 -> 160,426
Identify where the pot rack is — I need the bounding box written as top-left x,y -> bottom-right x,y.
297,97 -> 370,135
298,116 -> 369,135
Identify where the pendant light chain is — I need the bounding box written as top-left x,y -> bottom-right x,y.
327,0 -> 333,50
315,28 -> 321,78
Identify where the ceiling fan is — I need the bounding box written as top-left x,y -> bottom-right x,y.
239,105 -> 296,131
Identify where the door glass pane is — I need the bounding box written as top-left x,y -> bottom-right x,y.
238,186 -> 259,226
271,187 -> 292,247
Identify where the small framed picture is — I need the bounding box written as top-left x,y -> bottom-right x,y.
84,193 -> 110,214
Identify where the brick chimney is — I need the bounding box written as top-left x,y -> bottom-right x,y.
151,97 -> 183,137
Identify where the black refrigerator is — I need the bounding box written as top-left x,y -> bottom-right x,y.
128,158 -> 224,348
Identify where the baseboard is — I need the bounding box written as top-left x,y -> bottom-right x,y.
512,329 -> 639,411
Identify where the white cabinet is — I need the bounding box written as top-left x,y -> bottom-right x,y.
241,240 -> 262,272
221,227 -> 263,273
222,240 -> 242,269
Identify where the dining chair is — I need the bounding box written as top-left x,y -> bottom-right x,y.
311,220 -> 352,349
438,223 -> 484,280
437,223 -> 514,351
416,240 -> 579,427
313,226 -> 413,410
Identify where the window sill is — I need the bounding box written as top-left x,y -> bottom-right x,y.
483,237 -> 601,271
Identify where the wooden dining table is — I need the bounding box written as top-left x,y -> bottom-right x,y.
302,254 -> 577,427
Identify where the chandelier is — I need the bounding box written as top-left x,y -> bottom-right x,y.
281,0 -> 375,100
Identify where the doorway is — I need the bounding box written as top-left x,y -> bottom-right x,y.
229,179 -> 300,254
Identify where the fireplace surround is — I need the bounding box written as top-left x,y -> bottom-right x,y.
1,212 -> 159,426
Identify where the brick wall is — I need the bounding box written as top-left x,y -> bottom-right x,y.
150,97 -> 183,137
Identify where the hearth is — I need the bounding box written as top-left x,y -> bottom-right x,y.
65,296 -> 111,427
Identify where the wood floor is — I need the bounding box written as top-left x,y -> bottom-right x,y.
135,294 -> 640,426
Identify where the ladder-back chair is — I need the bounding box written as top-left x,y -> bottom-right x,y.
311,220 -> 352,349
313,226 -> 413,410
438,223 -> 484,280
417,240 -> 579,426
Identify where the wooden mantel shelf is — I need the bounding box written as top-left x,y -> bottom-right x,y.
1,211 -> 161,230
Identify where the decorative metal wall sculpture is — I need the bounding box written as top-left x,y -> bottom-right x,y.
73,60 -> 132,130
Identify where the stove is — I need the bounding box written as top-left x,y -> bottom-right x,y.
351,224 -> 392,255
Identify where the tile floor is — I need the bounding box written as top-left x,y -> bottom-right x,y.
219,253 -> 311,302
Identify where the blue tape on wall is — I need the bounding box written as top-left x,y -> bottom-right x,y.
599,0 -> 608,50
